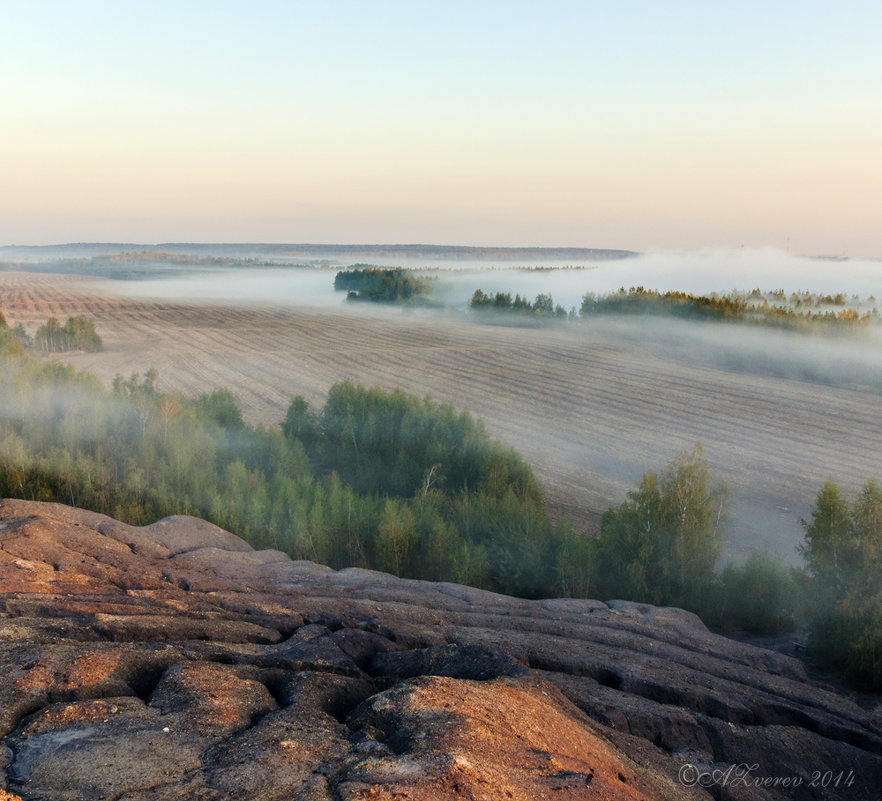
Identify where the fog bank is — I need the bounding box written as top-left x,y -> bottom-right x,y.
96,248 -> 882,314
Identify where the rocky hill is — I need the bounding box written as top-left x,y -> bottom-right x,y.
0,499 -> 879,800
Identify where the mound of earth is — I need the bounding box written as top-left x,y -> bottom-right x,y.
0,499 -> 879,800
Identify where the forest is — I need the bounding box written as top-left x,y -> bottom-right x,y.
0,320 -> 568,598
580,286 -> 877,331
0,313 -> 878,688
467,285 -> 878,333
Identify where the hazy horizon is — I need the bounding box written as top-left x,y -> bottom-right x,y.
53,246 -> 882,312
3,239 -> 881,260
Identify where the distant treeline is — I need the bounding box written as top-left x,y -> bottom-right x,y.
468,285 -> 878,333
581,287 -> 876,331
1,313 -> 102,353
0,243 -> 638,261
334,267 -> 434,305
100,250 -> 265,266
0,251 -> 298,280
468,290 -> 573,321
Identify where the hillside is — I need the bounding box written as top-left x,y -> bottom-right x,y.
1,500 -> 880,800
2,271 -> 881,563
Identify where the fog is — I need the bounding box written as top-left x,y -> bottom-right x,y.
97,267 -> 342,308
585,313 -> 882,392
532,313 -> 882,564
97,248 -> 882,315
59,246 -> 882,568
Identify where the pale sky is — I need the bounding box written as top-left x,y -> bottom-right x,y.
2,1 -> 881,255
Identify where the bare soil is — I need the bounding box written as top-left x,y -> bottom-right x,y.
2,270 -> 881,563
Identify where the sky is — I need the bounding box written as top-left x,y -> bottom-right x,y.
2,1 -> 881,255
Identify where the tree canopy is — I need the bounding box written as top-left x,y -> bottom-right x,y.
801,477 -> 882,689
591,444 -> 726,609
334,267 -> 433,304
0,341 -> 575,599
34,316 -> 102,352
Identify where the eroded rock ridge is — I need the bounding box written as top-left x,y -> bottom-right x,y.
1,499 -> 879,800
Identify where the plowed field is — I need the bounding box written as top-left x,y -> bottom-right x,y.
3,270 -> 881,563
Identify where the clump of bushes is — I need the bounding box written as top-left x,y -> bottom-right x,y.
714,551 -> 802,635
468,289 -> 570,321
0,312 -> 102,353
34,316 -> 102,352
334,267 -> 433,304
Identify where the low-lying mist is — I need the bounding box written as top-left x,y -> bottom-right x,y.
30,246 -> 882,570
95,248 -> 882,314
540,314 -> 882,564
99,267 -> 341,308
585,314 -> 882,393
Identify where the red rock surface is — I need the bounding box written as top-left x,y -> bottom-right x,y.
1,499 -> 880,800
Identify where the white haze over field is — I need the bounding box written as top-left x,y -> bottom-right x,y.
101,267 -> 340,308
54,246 -> 882,565
100,248 -> 882,313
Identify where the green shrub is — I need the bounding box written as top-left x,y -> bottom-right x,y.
717,551 -> 801,634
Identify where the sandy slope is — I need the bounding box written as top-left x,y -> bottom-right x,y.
2,270 -> 881,562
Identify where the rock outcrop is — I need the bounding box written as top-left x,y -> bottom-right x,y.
0,499 -> 879,800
